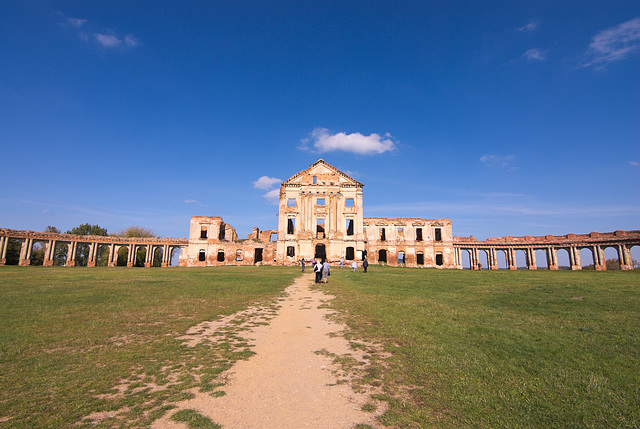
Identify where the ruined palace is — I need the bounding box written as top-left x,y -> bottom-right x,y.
1,159 -> 639,270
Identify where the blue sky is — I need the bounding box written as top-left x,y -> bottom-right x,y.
1,1 -> 638,244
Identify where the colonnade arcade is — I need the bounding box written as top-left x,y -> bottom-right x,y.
0,229 -> 187,267
454,230 -> 640,270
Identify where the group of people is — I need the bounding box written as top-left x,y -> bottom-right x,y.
300,257 -> 369,283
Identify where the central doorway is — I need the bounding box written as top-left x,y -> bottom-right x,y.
315,244 -> 326,261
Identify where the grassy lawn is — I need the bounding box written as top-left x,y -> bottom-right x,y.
321,267 -> 640,428
0,266 -> 299,428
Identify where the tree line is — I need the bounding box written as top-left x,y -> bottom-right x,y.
3,224 -> 160,267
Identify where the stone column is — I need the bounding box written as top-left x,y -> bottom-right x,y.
66,242 -> 76,267
569,246 -> 581,270
593,245 -> 605,270
18,238 -> 31,266
527,247 -> 537,270
161,245 -> 170,267
108,244 -> 116,267
619,244 -> 633,270
127,244 -> 135,267
507,248 -> 517,270
43,240 -> 53,266
488,248 -> 498,270
0,236 -> 6,265
546,247 -> 557,270
87,242 -> 96,267
471,248 -> 479,270
144,245 -> 152,267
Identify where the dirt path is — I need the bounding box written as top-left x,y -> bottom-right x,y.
152,273 -> 381,429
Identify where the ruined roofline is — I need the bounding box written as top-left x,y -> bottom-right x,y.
454,230 -> 640,245
283,159 -> 364,187
0,228 -> 188,244
364,217 -> 452,225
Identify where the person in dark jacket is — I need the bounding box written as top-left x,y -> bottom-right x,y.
362,259 -> 369,273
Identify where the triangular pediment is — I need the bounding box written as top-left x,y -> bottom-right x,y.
284,159 -> 363,187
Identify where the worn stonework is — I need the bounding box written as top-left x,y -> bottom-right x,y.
1,159 -> 638,269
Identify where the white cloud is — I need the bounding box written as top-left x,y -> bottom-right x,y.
184,199 -> 198,204
630,161 -> 639,167
253,176 -> 282,190
480,154 -> 517,170
262,189 -> 280,205
581,17 -> 640,69
94,33 -> 121,48
124,34 -> 140,47
523,48 -> 546,61
518,21 -> 539,32
67,17 -> 87,28
300,128 -> 396,155
253,176 -> 282,205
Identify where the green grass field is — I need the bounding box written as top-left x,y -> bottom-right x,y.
321,267 -> 640,428
1,265 -> 638,428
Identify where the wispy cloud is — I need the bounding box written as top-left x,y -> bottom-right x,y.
518,20 -> 539,33
253,176 -> 281,205
58,12 -> 140,50
300,128 -> 396,155
480,154 -> 517,170
630,161 -> 639,167
580,17 -> 640,69
523,48 -> 546,61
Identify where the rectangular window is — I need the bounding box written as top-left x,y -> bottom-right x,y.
236,250 -> 243,261
270,232 -> 277,242
288,198 -> 296,207
219,223 -> 226,240
286,246 -> 295,257
417,252 -> 424,265
198,250 -> 206,262
312,176 -> 317,184
317,198 -> 325,206
436,253 -> 443,265
200,228 -> 207,239
346,219 -> 354,236
217,250 -> 225,262
345,247 -> 355,260
380,227 -> 386,241
287,218 -> 295,235
416,228 -> 423,241
435,228 -> 442,242
345,198 -> 354,207
316,219 -> 325,238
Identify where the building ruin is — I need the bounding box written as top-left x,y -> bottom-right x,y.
1,159 -> 638,270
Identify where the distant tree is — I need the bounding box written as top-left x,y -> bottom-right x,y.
66,223 -> 108,266
115,226 -> 157,238
4,238 -> 21,265
113,226 -> 157,266
44,225 -> 61,234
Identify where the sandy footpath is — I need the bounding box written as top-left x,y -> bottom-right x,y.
152,273 -> 380,429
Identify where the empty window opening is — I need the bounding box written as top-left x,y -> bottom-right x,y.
417,252 -> 424,265
286,246 -> 295,257
317,219 -> 325,238
217,250 -> 225,262
317,198 -> 325,206
346,247 -> 355,260
434,228 -> 442,242
362,250 -> 367,260
287,218 -> 295,235
378,249 -> 387,263
236,250 -> 243,262
312,176 -> 317,184
219,223 -> 226,240
269,232 -> 277,242
398,251 -> 405,264
380,227 -> 386,241
346,219 -> 354,236
254,248 -> 263,263
345,198 -> 354,207
200,227 -> 208,239
198,249 -> 206,262
416,228 -> 423,241
288,198 -> 296,207
436,252 -> 443,266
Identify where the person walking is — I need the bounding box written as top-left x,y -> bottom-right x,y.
322,259 -> 330,283
313,259 -> 323,283
340,257 -> 344,268
362,259 -> 369,273
300,258 -> 305,272
351,260 -> 357,272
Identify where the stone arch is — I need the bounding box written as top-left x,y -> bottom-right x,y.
398,251 -> 405,265
580,247 -> 596,269
460,249 -> 471,269
630,245 -> 640,269
170,247 -> 182,266
515,249 -> 527,269
96,244 -> 111,267
535,249 -> 549,269
603,246 -> 621,270
116,246 -> 128,267
478,249 -> 489,270
496,249 -> 508,269
556,248 -> 571,270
